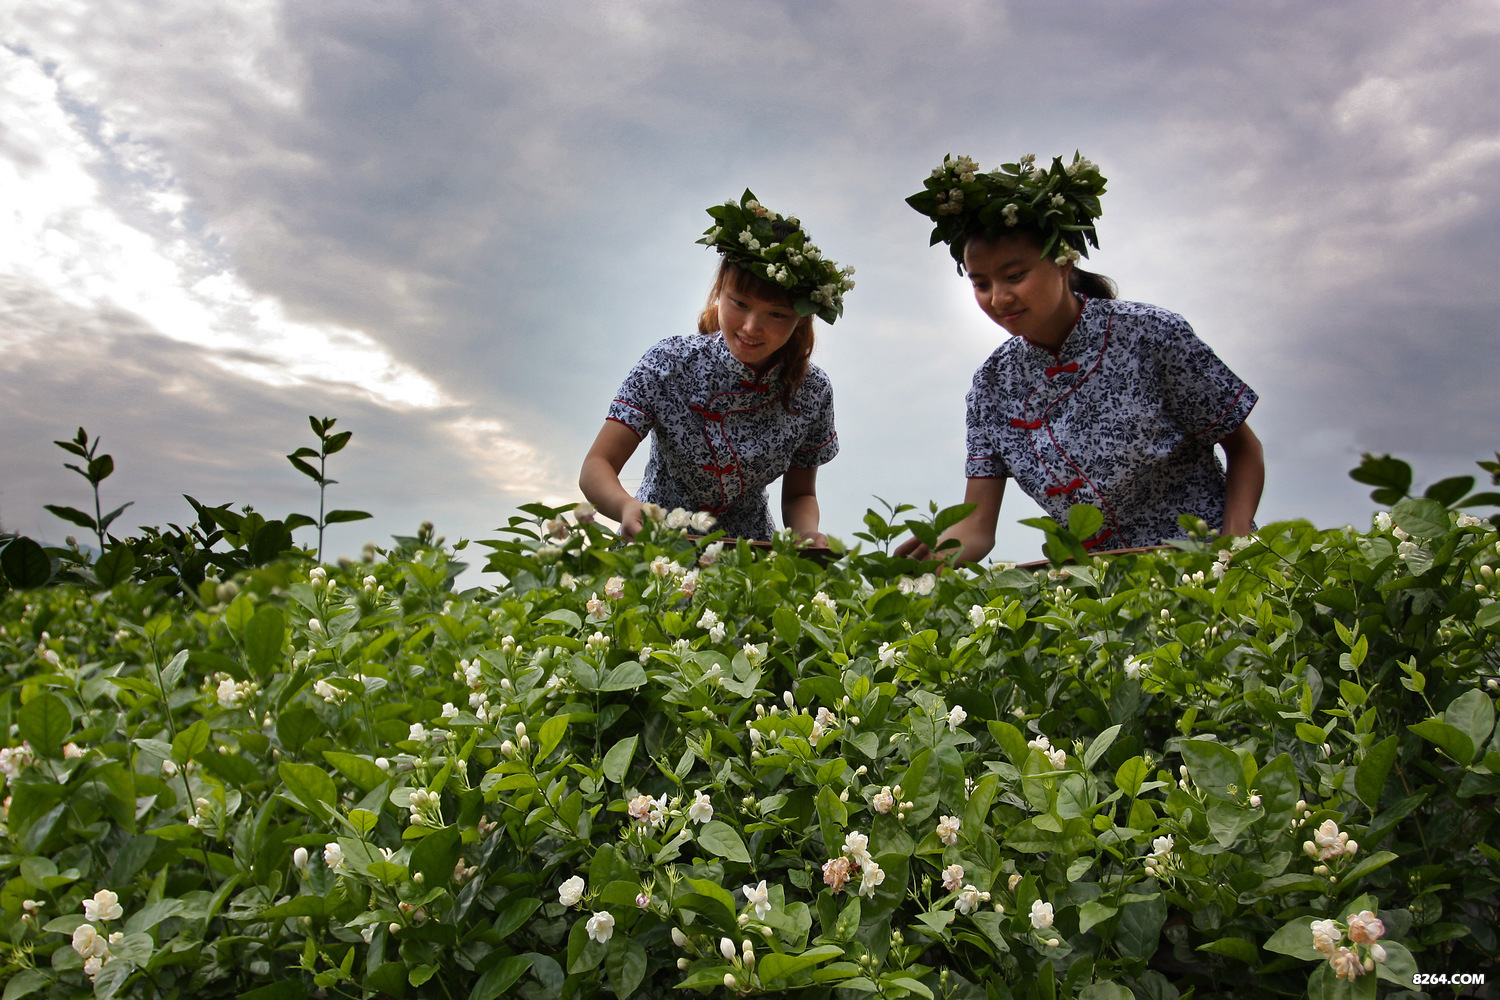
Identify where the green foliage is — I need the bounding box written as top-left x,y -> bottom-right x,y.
287,416 -> 372,563
0,451 -> 1495,999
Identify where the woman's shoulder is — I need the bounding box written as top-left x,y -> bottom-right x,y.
1093,297 -> 1192,334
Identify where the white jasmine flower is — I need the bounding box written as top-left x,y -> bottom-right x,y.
688,790 -> 714,824
956,885 -> 985,915
878,642 -> 898,667
83,889 -> 123,923
947,705 -> 968,732
968,604 -> 988,628
72,923 -> 109,959
936,815 -> 961,845
914,573 -> 936,595
698,609 -> 720,631
1310,918 -> 1341,955
1151,835 -> 1174,857
872,786 -> 894,814
1455,513 -> 1480,528
1029,899 -> 1055,930
324,842 -> 346,871
605,576 -> 626,600
585,911 -> 615,943
665,508 -> 691,531
1027,735 -> 1052,752
857,862 -> 886,897
742,879 -> 771,920
441,703 -> 459,720
843,831 -> 872,867
1047,748 -> 1067,769
558,875 -> 586,907
1347,910 -> 1385,944
408,723 -> 428,742
941,864 -> 965,892
1374,511 -> 1391,531
699,541 -> 724,567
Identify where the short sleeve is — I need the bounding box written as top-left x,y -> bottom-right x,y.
606,342 -> 672,438
1153,314 -> 1258,440
790,373 -> 839,468
963,366 -> 1011,479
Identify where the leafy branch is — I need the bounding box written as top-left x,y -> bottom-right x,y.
287,416 -> 371,563
44,427 -> 135,555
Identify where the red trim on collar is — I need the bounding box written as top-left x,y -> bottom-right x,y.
1010,418 -> 1044,430
1045,477 -> 1085,497
1045,362 -> 1080,377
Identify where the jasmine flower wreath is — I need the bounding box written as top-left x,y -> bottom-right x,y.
906,152 -> 1108,270
699,190 -> 855,325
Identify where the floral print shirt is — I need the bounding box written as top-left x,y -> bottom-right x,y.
965,297 -> 1257,548
607,334 -> 839,540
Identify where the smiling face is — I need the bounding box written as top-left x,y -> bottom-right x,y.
963,234 -> 1081,351
715,266 -> 804,371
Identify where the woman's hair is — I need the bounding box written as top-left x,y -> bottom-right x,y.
956,228 -> 1118,300
697,258 -> 816,413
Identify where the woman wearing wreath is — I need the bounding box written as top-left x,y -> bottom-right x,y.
580,191 -> 854,544
897,153 -> 1264,564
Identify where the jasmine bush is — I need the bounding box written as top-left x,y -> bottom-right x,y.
0,457 -> 1495,1000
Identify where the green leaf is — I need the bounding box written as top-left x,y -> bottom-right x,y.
287,455 -> 323,482
323,751 -> 388,791
493,895 -> 541,939
758,946 -> 844,983
1067,503 -> 1104,541
1423,475 -> 1474,507
1372,940 -> 1416,989
773,605 -> 801,647
605,937 -> 648,998
278,761 -> 337,820
538,714 -> 569,759
1115,756 -> 1147,797
1077,900 -> 1117,933
43,505 -> 96,530
324,509 -> 373,524
323,430 -> 353,455
1196,936 -> 1258,965
1443,689 -> 1495,757
470,955 -> 532,1000
1083,724 -> 1121,769
697,820 -> 751,863
1390,497 -> 1449,539
87,454 -> 114,482
1263,916 -> 1322,960
276,707 -> 323,754
93,545 -> 136,587
602,736 -> 637,783
599,662 -> 647,692
1180,739 -> 1241,801
1355,736 -> 1397,809
1349,453 -> 1411,504
1078,985 -> 1132,1000
18,693 -> 72,757
172,719 -> 211,763
243,606 -> 286,678
408,825 -> 460,890
2,537 -> 52,589
3,970 -> 53,1000
1408,720 -> 1474,766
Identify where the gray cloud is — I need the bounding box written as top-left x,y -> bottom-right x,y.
3,0 -> 1496,566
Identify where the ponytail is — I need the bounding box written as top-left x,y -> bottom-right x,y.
1069,266 -> 1117,300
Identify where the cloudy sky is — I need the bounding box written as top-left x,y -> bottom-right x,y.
3,0 -> 1497,573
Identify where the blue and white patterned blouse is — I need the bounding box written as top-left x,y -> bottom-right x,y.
607,334 -> 839,540
965,297 -> 1257,549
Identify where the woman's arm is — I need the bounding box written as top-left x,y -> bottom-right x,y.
781,466 -> 827,547
579,421 -> 647,540
894,476 -> 1006,566
1218,421 -> 1264,537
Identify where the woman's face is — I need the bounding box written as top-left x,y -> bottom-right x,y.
963,235 -> 1078,349
717,280 -> 801,371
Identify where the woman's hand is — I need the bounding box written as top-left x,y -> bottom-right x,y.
895,478 -> 1006,567
617,499 -> 645,542
579,421 -> 646,538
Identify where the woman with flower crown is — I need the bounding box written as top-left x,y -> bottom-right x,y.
897,153 -> 1264,564
580,191 -> 854,543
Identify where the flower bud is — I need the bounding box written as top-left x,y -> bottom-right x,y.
413,872 -> 424,884
520,735 -> 531,751
737,913 -> 749,927
672,928 -> 688,948
677,958 -> 689,970
293,847 -> 309,871
1303,841 -> 1318,858
389,922 -> 401,934
1345,840 -> 1358,856
1249,794 -> 1261,808
515,721 -> 526,738
720,937 -> 737,962
724,974 -> 737,989
1295,799 -> 1307,812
